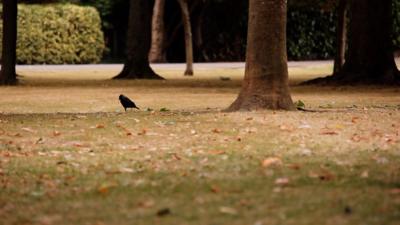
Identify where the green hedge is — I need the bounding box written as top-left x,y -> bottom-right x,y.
0,4 -> 105,64
287,7 -> 336,60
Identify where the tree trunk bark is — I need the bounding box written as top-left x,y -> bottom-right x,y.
149,0 -> 167,63
0,0 -> 18,85
226,0 -> 294,111
113,0 -> 163,79
333,0 -> 347,74
305,0 -> 399,85
177,0 -> 194,76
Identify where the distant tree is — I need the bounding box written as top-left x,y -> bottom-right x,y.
177,0 -> 194,76
333,0 -> 348,73
0,0 -> 18,85
114,0 -> 163,79
306,0 -> 400,84
149,0 -> 167,63
227,0 -> 294,111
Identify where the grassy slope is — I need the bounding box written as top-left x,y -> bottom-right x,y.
0,64 -> 399,225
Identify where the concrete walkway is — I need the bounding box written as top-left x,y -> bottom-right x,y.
15,60 -> 334,71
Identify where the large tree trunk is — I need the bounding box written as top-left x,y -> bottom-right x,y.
333,0 -> 348,74
177,0 -> 194,76
113,0 -> 163,80
226,0 -> 294,111
306,0 -> 399,85
149,0 -> 167,63
0,0 -> 18,85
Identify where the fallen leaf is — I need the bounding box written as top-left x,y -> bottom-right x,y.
261,157 -> 282,168
21,127 -> 36,133
171,153 -> 181,161
209,150 -> 225,155
219,206 -> 237,215
275,177 -> 290,186
119,167 -> 134,173
156,208 -> 171,217
389,188 -> 400,195
309,170 -> 335,181
287,164 -> 301,170
210,185 -> 220,193
351,117 -> 360,123
212,128 -> 222,133
320,130 -> 339,135
97,186 -> 109,195
361,170 -> 369,178
96,124 -> 105,129
138,129 -> 147,135
53,131 -> 61,137
279,124 -> 294,132
137,199 -> 155,208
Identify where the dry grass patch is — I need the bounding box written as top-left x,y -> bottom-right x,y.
0,64 -> 399,225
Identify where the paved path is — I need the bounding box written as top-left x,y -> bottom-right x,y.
15,61 -> 334,71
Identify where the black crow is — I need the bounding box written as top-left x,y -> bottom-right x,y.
119,94 -> 140,111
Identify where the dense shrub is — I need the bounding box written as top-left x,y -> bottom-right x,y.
199,1 -> 400,61
287,7 -> 336,60
0,4 -> 105,64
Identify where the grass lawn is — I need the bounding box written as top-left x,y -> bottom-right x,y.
0,64 -> 399,225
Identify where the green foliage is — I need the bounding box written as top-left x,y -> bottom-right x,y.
287,7 -> 336,60
0,4 -> 105,64
393,0 -> 400,50
294,100 -> 306,109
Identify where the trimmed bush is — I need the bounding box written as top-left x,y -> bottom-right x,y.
0,4 -> 105,64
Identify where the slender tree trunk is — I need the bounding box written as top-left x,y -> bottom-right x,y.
0,0 -> 18,85
333,0 -> 347,74
226,0 -> 294,111
149,0 -> 167,63
177,0 -> 194,76
114,0 -> 163,79
305,0 -> 399,85
194,0 -> 209,61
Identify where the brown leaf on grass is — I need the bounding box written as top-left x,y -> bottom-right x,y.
212,128 -> 222,133
287,163 -> 301,170
156,208 -> 171,217
66,142 -> 90,148
246,117 -> 253,121
279,124 -> 294,132
96,124 -> 105,129
320,129 -> 339,135
97,186 -> 109,195
389,188 -> 400,195
261,157 -> 282,168
350,134 -> 366,142
351,117 -> 360,123
171,153 -> 181,161
21,127 -> 36,133
209,150 -> 226,155
11,133 -> 22,137
309,170 -> 335,181
219,206 -> 238,215
53,131 -> 61,137
361,170 -> 369,178
138,129 -> 147,135
137,199 -> 155,208
210,185 -> 220,193
274,177 -> 290,186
